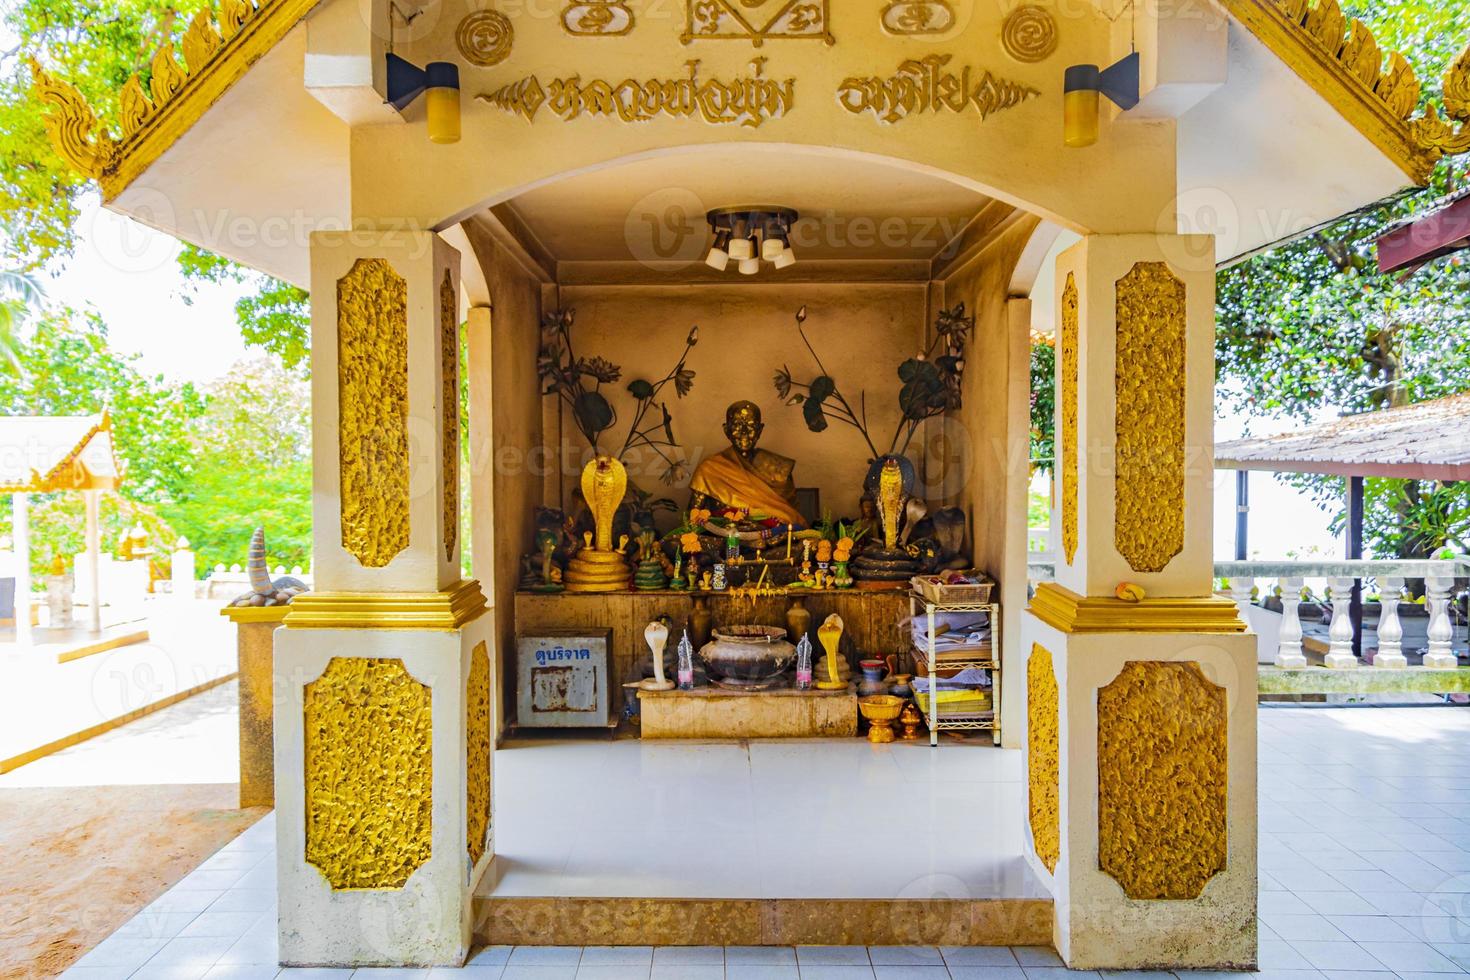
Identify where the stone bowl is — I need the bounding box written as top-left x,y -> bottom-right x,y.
698,625 -> 796,689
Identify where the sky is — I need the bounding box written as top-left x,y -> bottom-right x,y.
38,202 -> 1346,562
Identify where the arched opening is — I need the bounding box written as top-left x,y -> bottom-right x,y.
458,144 -> 1058,940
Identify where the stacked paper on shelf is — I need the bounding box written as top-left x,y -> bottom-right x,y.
913,669 -> 992,692
905,610 -> 992,653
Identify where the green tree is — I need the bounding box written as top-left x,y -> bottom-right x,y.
158,357 -> 314,572
1215,0 -> 1470,560
0,0 -> 309,361
0,305 -> 206,579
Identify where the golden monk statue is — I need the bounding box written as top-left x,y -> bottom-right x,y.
688,400 -> 805,527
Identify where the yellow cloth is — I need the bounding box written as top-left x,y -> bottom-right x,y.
689,447 -> 804,527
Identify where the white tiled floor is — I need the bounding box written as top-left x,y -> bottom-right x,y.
486,737 -> 1043,900
56,705 -> 1470,979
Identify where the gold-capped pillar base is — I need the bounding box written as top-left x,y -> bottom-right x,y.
273,590 -> 494,967
1019,607 -> 1257,970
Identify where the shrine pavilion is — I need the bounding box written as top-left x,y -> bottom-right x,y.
28,0 -> 1470,969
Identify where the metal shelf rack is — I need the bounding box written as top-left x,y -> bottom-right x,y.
908,593 -> 1002,747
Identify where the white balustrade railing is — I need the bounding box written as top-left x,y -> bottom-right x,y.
1215,560 -> 1467,670
1027,558 -> 1468,670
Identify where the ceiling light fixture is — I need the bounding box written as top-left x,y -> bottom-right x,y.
706,207 -> 799,275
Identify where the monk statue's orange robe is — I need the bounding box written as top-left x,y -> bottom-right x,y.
688,447 -> 805,527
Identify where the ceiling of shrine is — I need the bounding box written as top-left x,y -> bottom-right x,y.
502,145 -> 998,265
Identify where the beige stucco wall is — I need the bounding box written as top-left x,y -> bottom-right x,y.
465,231 -> 545,733
552,283 -> 929,524
939,217 -> 1044,747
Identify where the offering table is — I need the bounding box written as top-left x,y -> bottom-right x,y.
514,589 -> 909,690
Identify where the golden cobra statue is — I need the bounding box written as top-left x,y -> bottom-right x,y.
564,456 -> 632,593
878,457 -> 904,551
815,613 -> 848,691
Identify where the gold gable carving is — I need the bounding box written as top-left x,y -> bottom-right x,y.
1097,661 -> 1228,901
1114,262 -> 1186,575
28,0 -> 321,200
304,657 -> 433,890
1027,644 -> 1060,875
337,258 -> 411,570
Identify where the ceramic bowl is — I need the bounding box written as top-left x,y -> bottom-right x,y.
698,625 -> 796,689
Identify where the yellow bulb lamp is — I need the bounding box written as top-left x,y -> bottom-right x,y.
386,53 -> 462,145
564,456 -> 632,593
1064,52 -> 1139,148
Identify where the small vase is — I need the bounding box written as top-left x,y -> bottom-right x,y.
832,560 -> 853,588
786,595 -> 812,645
689,594 -> 713,651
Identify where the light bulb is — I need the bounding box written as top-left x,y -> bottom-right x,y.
728,237 -> 754,262
739,257 -> 760,276
705,247 -> 730,271
762,235 -> 785,261
773,246 -> 796,270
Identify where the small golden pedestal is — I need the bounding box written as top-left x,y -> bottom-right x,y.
564,549 -> 630,593
859,695 -> 904,743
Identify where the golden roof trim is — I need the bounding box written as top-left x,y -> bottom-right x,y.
0,414 -> 121,494
29,0 -> 320,201
1218,0 -> 1460,185
1028,582 -> 1247,635
283,580 -> 489,631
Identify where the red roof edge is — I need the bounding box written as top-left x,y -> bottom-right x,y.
1378,193 -> 1470,274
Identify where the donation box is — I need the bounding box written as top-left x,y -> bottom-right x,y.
515,629 -> 615,729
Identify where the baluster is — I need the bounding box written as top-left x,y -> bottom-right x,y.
1227,577 -> 1255,627
1277,576 -> 1307,669
1325,576 -> 1359,668
1424,575 -> 1458,669
1374,576 -> 1407,668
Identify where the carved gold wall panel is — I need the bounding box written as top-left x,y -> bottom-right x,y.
467,641 -> 492,866
1060,273 -> 1079,567
441,270 -> 460,563
563,1 -> 634,36
1027,644 -> 1060,875
456,10 -> 514,67
682,0 -> 833,46
1114,262 -> 1186,574
1097,661 -> 1227,901
304,657 -> 433,890
837,56 -> 1039,125
880,1 -> 955,36
337,258 -> 411,569
1002,5 -> 1059,63
478,61 -> 794,128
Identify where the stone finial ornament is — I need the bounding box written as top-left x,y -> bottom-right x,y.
229,528 -> 309,607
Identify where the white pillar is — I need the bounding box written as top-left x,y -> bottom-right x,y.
1374,576 -> 1407,668
172,537 -> 196,602
1424,575 -> 1457,669
84,490 -> 101,633
1227,578 -> 1255,625
12,493 -> 31,646
1276,577 -> 1307,669
1325,577 -> 1359,668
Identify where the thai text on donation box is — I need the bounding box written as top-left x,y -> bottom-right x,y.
516,629 -> 615,728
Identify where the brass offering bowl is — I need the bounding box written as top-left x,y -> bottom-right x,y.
858,694 -> 905,743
